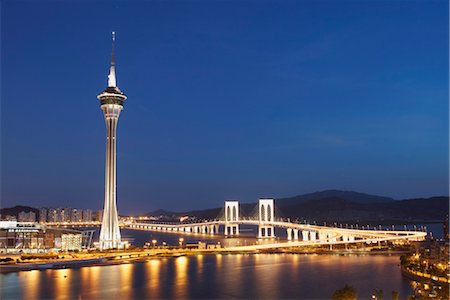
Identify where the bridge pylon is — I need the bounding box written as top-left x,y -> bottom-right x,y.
258,198 -> 275,238
224,200 -> 239,236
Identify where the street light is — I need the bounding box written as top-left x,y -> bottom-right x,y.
179,237 -> 184,247
152,239 -> 157,247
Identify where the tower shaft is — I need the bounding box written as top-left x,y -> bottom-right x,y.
99,104 -> 122,249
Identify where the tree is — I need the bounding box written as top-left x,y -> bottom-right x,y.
391,291 -> 399,300
332,285 -> 358,300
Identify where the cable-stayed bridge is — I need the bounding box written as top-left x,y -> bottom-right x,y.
126,199 -> 427,250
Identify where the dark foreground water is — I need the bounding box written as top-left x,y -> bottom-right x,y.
1,254 -> 414,299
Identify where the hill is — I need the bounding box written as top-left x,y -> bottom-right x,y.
146,190 -> 448,224
277,190 -> 395,206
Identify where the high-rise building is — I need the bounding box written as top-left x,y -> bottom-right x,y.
96,210 -> 103,222
39,207 -> 47,223
97,32 -> 127,250
18,211 -> 36,222
58,208 -> 70,223
48,208 -> 58,223
83,209 -> 93,222
70,208 -> 82,223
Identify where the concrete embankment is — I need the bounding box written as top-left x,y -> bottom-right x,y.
0,258 -> 107,273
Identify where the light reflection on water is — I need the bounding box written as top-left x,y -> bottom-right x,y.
174,256 -> 188,299
1,254 -> 414,299
145,259 -> 161,299
22,270 -> 39,300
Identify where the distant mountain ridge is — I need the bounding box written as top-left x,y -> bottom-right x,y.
146,190 -> 449,224
278,190 -> 395,205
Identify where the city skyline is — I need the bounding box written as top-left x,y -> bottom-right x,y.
2,1 -> 448,214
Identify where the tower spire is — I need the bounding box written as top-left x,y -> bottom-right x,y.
97,32 -> 127,250
108,31 -> 117,87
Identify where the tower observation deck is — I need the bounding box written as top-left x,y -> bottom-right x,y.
97,32 -> 127,250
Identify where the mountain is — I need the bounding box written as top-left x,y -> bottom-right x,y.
145,190 -> 448,224
273,196 -> 448,223
277,190 -> 395,206
148,209 -> 178,216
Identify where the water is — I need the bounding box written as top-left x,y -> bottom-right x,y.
1,254 -> 414,299
2,224 -> 437,299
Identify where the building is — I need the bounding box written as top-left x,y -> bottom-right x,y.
83,209 -> 93,222
97,32 -> 127,250
18,211 -> 36,222
70,208 -> 82,223
0,221 -> 83,253
96,210 -> 103,222
3,215 -> 16,221
444,214 -> 449,241
39,207 -> 47,223
57,208 -> 70,223
48,208 -> 58,223
61,233 -> 82,251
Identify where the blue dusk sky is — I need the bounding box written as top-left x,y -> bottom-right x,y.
1,0 -> 448,214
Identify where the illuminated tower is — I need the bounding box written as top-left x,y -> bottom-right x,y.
98,32 -> 127,250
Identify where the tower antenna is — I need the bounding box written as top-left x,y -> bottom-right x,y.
107,31 -> 117,87
111,31 -> 115,66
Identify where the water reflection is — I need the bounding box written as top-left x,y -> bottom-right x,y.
145,259 -> 161,299
3,254 -> 414,299
80,265 -> 100,297
174,256 -> 188,298
54,268 -> 72,300
120,263 -> 133,299
23,270 -> 40,300
196,255 -> 203,276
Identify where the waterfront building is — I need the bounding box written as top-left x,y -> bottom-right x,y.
61,233 -> 82,251
18,211 -> 36,222
97,32 -> 127,250
0,221 -> 83,253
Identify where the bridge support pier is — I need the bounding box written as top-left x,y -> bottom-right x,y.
258,199 -> 275,238
224,200 -> 240,236
225,225 -> 239,236
287,228 -> 293,240
302,231 -> 309,241
293,229 -> 299,240
258,226 -> 275,238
